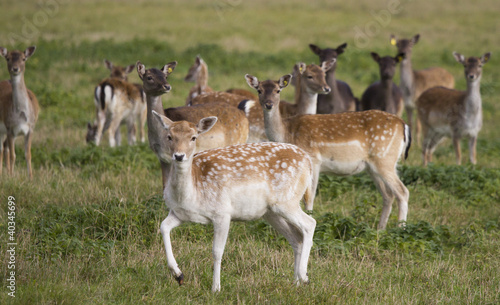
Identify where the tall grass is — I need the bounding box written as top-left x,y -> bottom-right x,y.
1,0 -> 499,304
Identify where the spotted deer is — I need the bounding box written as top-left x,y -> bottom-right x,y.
360,52 -> 405,117
151,110 -> 316,292
87,61 -> 146,147
245,74 -> 411,229
0,46 -> 39,179
417,52 -> 490,166
193,61 -> 333,143
390,34 -> 455,144
309,43 -> 357,113
137,62 -> 249,188
184,55 -> 214,105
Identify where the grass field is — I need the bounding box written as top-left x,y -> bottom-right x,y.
0,0 -> 499,304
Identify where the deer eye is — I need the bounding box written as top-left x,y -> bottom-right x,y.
191,136 -> 197,142
167,135 -> 172,141
147,76 -> 153,81
307,75 -> 313,79
276,89 -> 281,93
257,89 -> 262,94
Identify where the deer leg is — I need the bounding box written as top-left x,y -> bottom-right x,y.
107,116 -> 122,147
160,160 -> 170,190
211,216 -> 231,292
24,131 -> 33,179
0,138 -> 5,175
160,211 -> 184,285
138,107 -> 147,143
94,109 -> 106,146
369,168 -> 394,230
7,135 -> 15,175
126,117 -> 136,145
264,213 -> 303,281
452,136 -> 462,165
468,136 -> 477,164
306,163 -> 321,211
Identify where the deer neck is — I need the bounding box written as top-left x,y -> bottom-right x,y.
10,74 -> 31,115
262,105 -> 289,143
145,94 -> 170,159
165,160 -> 196,205
294,76 -> 318,115
465,77 -> 482,114
399,55 -> 415,92
197,62 -> 209,90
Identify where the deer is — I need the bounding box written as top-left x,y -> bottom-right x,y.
137,61 -> 249,188
191,60 -> 334,143
184,55 -> 214,105
87,60 -> 147,147
151,110 -> 316,292
244,74 -> 411,230
309,43 -> 357,114
0,46 -> 39,179
390,34 -> 455,144
417,52 -> 491,166
360,52 -> 405,117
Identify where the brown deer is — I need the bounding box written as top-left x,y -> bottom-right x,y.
0,46 -> 39,179
417,52 -> 490,166
390,34 -> 455,144
184,55 -> 214,105
87,60 -> 147,146
192,61 -> 333,143
151,110 -> 316,292
360,52 -> 405,117
309,43 -> 357,113
137,62 -> 249,188
245,74 -> 411,229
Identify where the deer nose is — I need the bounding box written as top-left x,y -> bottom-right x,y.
467,74 -> 475,80
323,86 -> 331,93
164,84 -> 171,91
264,101 -> 273,110
11,67 -> 20,73
173,153 -> 185,162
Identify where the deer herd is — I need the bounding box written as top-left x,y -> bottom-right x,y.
0,34 -> 491,291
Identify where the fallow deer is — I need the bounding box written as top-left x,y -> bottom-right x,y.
192,61 -> 334,143
87,60 -> 146,147
309,43 -> 357,113
245,74 -> 411,229
137,62 -> 249,188
417,52 -> 490,166
0,46 -> 39,179
360,52 -> 405,117
390,34 -> 455,144
184,55 -> 214,105
151,110 -> 316,292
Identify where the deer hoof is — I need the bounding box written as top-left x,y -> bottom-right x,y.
175,273 -> 184,286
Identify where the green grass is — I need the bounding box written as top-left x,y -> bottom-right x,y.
1,0 -> 500,304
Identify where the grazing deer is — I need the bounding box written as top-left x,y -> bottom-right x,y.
152,110 -> 316,292
360,52 -> 405,117
184,55 -> 214,105
87,61 -> 147,147
309,43 -> 357,113
417,52 -> 490,166
191,61 -> 333,143
245,74 -> 411,229
390,34 -> 455,144
0,46 -> 39,179
137,62 -> 249,188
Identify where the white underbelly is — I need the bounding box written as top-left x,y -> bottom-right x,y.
13,123 -> 30,136
320,158 -> 366,176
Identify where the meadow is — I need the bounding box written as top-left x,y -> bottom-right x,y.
0,0 -> 499,304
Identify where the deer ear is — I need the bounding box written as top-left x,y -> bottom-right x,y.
452,52 -> 465,65
136,61 -> 146,80
152,110 -> 173,130
279,74 -> 292,89
296,62 -> 306,75
412,34 -> 420,45
481,52 -> 491,64
162,61 -> 178,76
104,59 -> 113,70
390,35 -> 397,46
395,53 -> 405,63
24,46 -> 36,59
0,47 -> 7,58
197,116 -> 218,135
309,44 -> 322,56
370,52 -> 380,62
245,74 -> 259,90
124,64 -> 136,74
195,55 -> 202,65
336,42 -> 347,54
